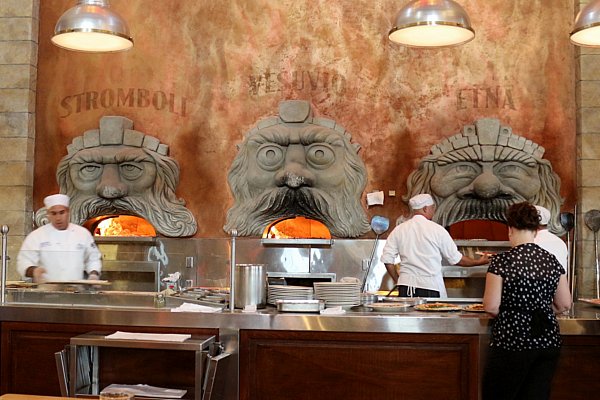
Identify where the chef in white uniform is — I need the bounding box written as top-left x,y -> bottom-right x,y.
380,193 -> 489,298
17,194 -> 102,282
534,205 -> 568,269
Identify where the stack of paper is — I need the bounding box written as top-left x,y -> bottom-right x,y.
101,384 -> 186,398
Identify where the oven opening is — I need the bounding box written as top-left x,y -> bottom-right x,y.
262,216 -> 331,239
449,220 -> 508,241
84,215 -> 157,237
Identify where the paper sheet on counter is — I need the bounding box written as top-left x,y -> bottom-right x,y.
170,302 -> 222,313
105,331 -> 191,342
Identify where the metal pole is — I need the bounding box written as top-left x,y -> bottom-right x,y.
360,234 -> 380,293
1,225 -> 9,304
229,229 -> 237,312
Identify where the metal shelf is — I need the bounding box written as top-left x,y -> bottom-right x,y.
261,238 -> 333,246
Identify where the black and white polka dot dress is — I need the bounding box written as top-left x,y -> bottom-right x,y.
487,243 -> 565,351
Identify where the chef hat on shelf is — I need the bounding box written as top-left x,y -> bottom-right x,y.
408,193 -> 435,210
43,194 -> 70,209
535,205 -> 551,225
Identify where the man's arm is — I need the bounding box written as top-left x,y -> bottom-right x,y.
384,263 -> 399,283
23,266 -> 48,283
456,254 -> 490,267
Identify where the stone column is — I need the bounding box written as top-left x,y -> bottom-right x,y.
575,0 -> 600,298
0,0 -> 38,280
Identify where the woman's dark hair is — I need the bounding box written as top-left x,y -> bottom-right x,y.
506,202 -> 540,231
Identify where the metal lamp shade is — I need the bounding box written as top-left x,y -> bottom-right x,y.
51,0 -> 133,53
571,0 -> 600,47
388,0 -> 475,48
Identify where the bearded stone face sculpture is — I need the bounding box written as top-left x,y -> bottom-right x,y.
224,100 -> 370,237
35,116 -> 197,237
405,118 -> 564,234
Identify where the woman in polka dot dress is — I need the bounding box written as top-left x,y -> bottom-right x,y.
482,202 -> 571,400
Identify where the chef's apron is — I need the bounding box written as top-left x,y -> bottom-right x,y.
398,269 -> 447,298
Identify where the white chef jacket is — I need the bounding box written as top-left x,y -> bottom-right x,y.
17,223 -> 102,281
380,215 -> 463,297
534,229 -> 568,269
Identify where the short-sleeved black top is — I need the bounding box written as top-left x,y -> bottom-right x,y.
487,243 -> 565,351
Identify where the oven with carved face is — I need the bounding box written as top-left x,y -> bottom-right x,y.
405,118 -> 564,234
224,100 -> 370,238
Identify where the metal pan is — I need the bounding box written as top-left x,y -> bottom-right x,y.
381,296 -> 426,305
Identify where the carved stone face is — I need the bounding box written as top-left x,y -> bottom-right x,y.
67,146 -> 157,199
224,101 -> 369,237
35,116 -> 197,237
405,118 -> 564,234
429,158 -> 542,225
246,126 -> 347,197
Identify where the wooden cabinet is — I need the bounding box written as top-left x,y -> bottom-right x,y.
0,322 -> 218,398
239,330 -> 480,400
551,335 -> 600,400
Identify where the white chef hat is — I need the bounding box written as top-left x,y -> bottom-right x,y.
535,205 -> 551,225
408,193 -> 435,210
43,194 -> 70,209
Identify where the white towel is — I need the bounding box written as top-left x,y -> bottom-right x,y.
320,306 -> 346,315
170,302 -> 222,313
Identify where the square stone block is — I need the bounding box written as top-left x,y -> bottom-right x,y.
0,112 -> 33,137
0,138 -> 33,162
579,81 -> 600,108
579,133 -> 600,159
0,89 -> 33,113
580,159 -> 600,186
0,0 -> 36,17
0,186 -> 29,210
579,54 -> 600,81
579,107 -> 600,133
579,187 -> 600,216
0,65 -> 32,88
0,162 -> 31,186
0,17 -> 34,41
0,41 -> 36,65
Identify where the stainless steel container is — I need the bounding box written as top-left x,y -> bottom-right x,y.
234,264 -> 267,309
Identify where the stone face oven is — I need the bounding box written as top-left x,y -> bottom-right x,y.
224,100 -> 370,238
405,118 -> 565,235
34,116 -> 197,238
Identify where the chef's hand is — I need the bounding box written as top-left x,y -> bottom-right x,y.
87,271 -> 100,281
32,267 -> 48,283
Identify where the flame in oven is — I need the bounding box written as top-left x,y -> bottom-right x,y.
262,216 -> 331,239
86,215 -> 157,237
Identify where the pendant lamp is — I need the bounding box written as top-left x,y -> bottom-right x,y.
571,0 -> 600,47
51,0 -> 133,52
388,0 -> 475,48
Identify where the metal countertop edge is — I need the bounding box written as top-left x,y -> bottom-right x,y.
0,304 -> 598,335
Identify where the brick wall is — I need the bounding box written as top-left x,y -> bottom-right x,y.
0,0 -> 38,279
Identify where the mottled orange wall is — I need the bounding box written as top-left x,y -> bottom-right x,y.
35,1 -> 576,238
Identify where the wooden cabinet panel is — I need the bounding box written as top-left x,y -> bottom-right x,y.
239,330 -> 479,400
0,321 -> 217,398
551,335 -> 600,400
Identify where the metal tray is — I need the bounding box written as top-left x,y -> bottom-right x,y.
381,297 -> 426,305
276,299 -> 325,313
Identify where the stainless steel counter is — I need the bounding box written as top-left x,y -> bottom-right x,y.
0,300 -> 598,336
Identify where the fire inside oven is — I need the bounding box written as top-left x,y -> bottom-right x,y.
84,215 -> 157,237
262,216 -> 331,239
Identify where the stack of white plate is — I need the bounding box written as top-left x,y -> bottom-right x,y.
267,285 -> 314,305
313,282 -> 361,308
